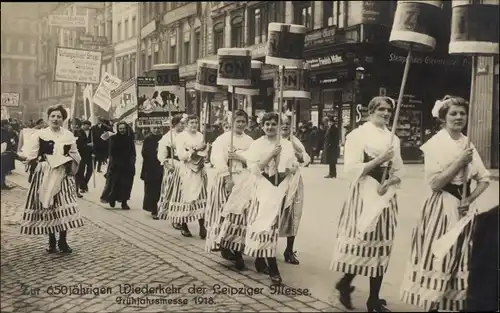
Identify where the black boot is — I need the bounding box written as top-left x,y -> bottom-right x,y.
267,257 -> 282,285
47,233 -> 57,253
180,223 -> 192,237
233,251 -> 246,271
198,218 -> 207,239
57,231 -> 72,254
121,201 -> 130,210
366,299 -> 391,312
109,200 -> 116,208
255,257 -> 270,275
335,274 -> 355,310
284,250 -> 300,265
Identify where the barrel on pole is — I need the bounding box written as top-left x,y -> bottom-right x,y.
449,0 -> 499,55
217,48 -> 252,86
278,63 -> 312,100
195,60 -> 219,93
233,60 -> 262,96
389,1 -> 443,52
265,23 -> 308,68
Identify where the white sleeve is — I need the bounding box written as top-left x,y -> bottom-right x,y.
210,136 -> 229,171
471,144 -> 491,183
343,130 -> 365,182
157,138 -> 167,163
390,137 -> 405,181
175,134 -> 191,161
24,132 -> 40,161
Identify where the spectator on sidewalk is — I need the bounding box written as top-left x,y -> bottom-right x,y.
74,120 -> 94,196
140,126 -> 163,219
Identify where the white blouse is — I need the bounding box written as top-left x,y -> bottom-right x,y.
174,131 -> 204,162
210,131 -> 253,174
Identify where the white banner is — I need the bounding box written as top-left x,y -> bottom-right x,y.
92,72 -> 122,112
54,47 -> 102,85
1,92 -> 20,107
110,78 -> 137,121
48,14 -> 88,28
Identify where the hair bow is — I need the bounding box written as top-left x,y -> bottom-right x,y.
432,100 -> 444,118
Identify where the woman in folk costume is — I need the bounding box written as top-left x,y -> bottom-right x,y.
164,114 -> 208,238
20,104 -> 84,254
400,96 -> 491,312
100,122 -> 136,210
157,114 -> 186,228
216,112 -> 301,285
140,126 -> 164,220
330,96 -> 404,312
279,115 -> 310,265
204,109 -> 253,270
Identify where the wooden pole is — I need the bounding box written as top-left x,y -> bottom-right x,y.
168,96 -> 174,166
276,65 -> 285,185
461,55 -> 477,199
229,88 -> 235,178
381,48 -> 413,184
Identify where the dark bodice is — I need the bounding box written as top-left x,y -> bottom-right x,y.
166,146 -> 179,161
38,138 -> 71,159
363,151 -> 391,184
442,180 -> 471,200
262,172 -> 286,186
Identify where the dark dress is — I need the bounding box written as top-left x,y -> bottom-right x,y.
100,133 -> 136,203
466,205 -> 499,312
140,133 -> 163,214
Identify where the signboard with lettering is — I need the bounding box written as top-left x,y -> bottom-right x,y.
1,92 -> 20,107
306,54 -> 345,69
362,1 -> 392,26
79,35 -> 108,46
388,53 -> 470,67
54,47 -> 103,85
304,26 -> 336,49
93,72 -> 122,112
49,14 -> 88,29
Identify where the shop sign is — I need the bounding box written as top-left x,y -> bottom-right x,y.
306,54 -> 345,69
388,53 -> 470,67
304,25 -> 336,49
361,1 -> 392,26
79,35 -> 108,46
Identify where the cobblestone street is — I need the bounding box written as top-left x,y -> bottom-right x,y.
1,186 -> 341,313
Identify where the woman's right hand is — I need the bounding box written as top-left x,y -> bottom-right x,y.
271,144 -> 282,158
378,146 -> 394,163
457,148 -> 474,166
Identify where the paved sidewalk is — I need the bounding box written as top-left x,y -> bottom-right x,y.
1,186 -> 342,312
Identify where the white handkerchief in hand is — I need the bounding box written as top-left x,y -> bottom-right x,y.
357,185 -> 396,239
431,212 -> 475,262
45,154 -> 73,169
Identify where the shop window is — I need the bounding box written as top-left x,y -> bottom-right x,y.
323,2 -> 334,27
213,21 -> 224,53
294,2 -> 312,29
231,15 -> 243,48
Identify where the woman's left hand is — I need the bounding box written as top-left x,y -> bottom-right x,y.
377,182 -> 390,196
287,163 -> 299,175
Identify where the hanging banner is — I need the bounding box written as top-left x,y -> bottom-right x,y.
92,72 -> 122,112
1,92 -> 20,107
136,77 -> 186,127
48,14 -> 88,28
54,47 -> 102,85
110,78 -> 137,121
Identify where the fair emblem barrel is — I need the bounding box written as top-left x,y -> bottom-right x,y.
232,61 -> 262,96
275,63 -> 311,99
195,60 -> 218,93
151,63 -> 180,86
266,23 -> 307,68
449,0 -> 499,55
389,1 -> 443,52
217,48 -> 252,86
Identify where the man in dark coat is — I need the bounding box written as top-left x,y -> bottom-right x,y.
75,120 -> 94,194
323,117 -> 339,178
91,118 -> 113,172
244,116 -> 264,140
140,126 -> 163,219
466,205 -> 499,312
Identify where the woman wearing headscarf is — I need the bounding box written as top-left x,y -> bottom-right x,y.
100,121 -> 136,210
141,126 -> 163,219
204,109 -> 253,270
400,96 -> 490,312
159,114 -> 208,238
279,115 -> 310,265
330,96 -> 404,312
20,104 -> 84,253
216,112 -> 300,285
157,114 -> 185,229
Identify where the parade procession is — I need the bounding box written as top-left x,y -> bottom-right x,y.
1,1 -> 499,312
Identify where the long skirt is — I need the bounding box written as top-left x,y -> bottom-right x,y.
278,175 -> 304,237
204,172 -> 231,252
157,164 -> 177,219
158,164 -> 207,224
100,167 -> 134,203
142,178 -> 162,214
400,191 -> 473,312
20,162 -> 84,235
330,181 -> 398,277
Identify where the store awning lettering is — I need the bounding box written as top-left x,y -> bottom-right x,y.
306,54 -> 345,68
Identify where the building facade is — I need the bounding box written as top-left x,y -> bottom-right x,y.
36,2 -> 112,120
1,3 -> 39,122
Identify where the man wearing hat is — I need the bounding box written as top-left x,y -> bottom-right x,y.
323,116 -> 339,178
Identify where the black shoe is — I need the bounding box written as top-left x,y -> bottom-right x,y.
152,213 -> 159,220
172,222 -> 182,230
234,254 -> 247,271
284,250 -> 300,265
77,193 -> 83,198
109,201 -> 116,208
121,202 -> 130,210
46,235 -> 57,253
270,274 -> 283,285
335,281 -> 355,310
199,225 -> 207,239
255,259 -> 270,275
367,299 -> 390,312
80,189 -> 87,193
181,223 -> 192,237
57,240 -> 72,254
221,249 -> 236,261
